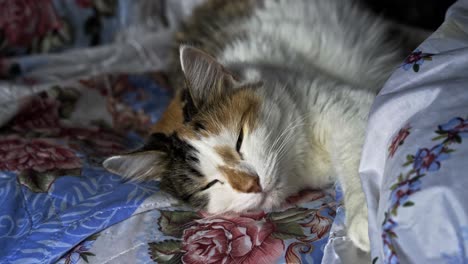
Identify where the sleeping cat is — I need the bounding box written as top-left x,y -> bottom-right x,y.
104,0 -> 427,251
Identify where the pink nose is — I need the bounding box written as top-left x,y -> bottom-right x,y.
218,166 -> 262,193
244,175 -> 262,193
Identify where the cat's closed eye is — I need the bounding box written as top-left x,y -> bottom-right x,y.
201,179 -> 222,191
236,126 -> 244,154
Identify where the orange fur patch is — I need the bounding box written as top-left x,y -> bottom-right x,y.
215,145 -> 241,166
150,90 -> 185,135
195,87 -> 261,136
219,166 -> 262,193
150,90 -> 197,139
151,85 -> 261,140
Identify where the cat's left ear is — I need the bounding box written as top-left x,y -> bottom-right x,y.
103,150 -> 168,181
179,45 -> 240,108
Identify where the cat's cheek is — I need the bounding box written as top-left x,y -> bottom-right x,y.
206,189 -> 267,213
205,189 -> 236,214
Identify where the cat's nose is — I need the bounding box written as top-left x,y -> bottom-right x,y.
218,166 -> 262,193
244,174 -> 262,193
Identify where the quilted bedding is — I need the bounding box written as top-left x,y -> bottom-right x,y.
0,1 -> 341,263
0,70 -> 339,264
2,0 -> 468,264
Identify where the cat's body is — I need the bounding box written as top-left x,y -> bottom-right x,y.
105,0 -> 427,252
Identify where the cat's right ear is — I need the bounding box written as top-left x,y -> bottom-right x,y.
179,45 -> 240,108
103,150 -> 168,181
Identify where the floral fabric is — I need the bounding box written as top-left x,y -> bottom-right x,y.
0,71 -> 170,264
359,1 -> 468,263
0,0 -> 120,57
73,188 -> 338,264
0,1 -> 343,264
0,66 -> 339,264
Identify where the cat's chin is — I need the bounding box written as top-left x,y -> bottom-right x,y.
260,190 -> 289,211
204,190 -> 285,214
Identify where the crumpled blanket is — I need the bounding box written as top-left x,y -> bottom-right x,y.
0,1 -> 345,264
360,0 -> 468,263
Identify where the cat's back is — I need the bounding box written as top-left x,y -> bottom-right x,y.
171,0 -> 402,89
168,0 -> 255,88
221,0 -> 402,88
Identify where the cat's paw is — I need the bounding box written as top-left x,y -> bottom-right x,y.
347,213 -> 370,252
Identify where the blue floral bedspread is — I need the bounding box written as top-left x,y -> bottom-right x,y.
0,1 -> 341,263
0,72 -> 171,263
8,0 -> 468,263
0,69 -> 340,264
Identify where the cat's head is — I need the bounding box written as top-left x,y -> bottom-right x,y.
103,46 -> 303,213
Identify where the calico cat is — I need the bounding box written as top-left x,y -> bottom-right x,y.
104,0 -> 428,251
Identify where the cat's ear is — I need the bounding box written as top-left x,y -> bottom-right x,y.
103,150 -> 168,181
179,45 -> 239,108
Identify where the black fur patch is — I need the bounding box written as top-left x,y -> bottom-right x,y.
189,167 -> 203,178
142,133 -> 172,152
143,132 -> 208,209
144,132 -> 198,161
193,121 -> 206,131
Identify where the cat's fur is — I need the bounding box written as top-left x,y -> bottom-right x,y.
104,0 -> 427,251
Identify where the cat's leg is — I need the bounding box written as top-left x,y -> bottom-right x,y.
327,114 -> 371,252
332,143 -> 370,251
332,136 -> 370,251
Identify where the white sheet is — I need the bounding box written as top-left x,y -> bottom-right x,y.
360,1 -> 468,263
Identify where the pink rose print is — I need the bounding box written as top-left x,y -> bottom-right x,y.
150,205 -> 331,263
389,125 -> 411,158
11,96 -> 61,133
0,135 -> 81,172
61,126 -> 126,157
0,0 -> 61,47
181,212 -> 284,264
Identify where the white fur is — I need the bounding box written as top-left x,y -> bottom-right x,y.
188,0 -> 407,252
